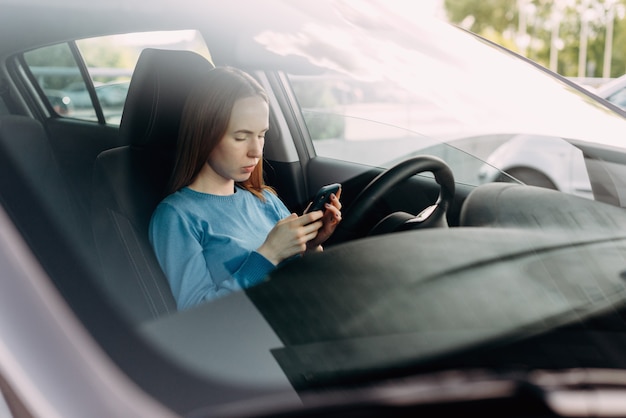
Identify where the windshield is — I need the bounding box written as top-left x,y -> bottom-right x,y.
243,0 -> 626,203
9,1 -> 626,416
253,1 -> 626,146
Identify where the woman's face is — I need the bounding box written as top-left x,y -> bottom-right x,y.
205,95 -> 269,186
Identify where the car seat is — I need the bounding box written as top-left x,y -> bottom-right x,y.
91,48 -> 214,323
0,114 -> 96,265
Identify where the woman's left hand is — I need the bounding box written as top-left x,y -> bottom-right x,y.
306,188 -> 342,250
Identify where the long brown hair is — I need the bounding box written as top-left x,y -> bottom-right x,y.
168,66 -> 274,200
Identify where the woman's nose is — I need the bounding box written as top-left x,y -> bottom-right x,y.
248,137 -> 264,157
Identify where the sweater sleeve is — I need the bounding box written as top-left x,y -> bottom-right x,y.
230,190 -> 289,288
232,251 -> 276,288
149,203 -> 241,310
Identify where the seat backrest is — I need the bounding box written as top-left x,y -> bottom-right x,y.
0,115 -> 96,265
91,48 -> 214,323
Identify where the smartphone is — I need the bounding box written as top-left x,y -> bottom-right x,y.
304,183 -> 341,214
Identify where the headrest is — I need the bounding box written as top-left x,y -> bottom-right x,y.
119,48 -> 214,148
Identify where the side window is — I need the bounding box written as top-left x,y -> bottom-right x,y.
287,73 -> 594,195
23,30 -> 211,125
288,74 -> 424,165
287,73 -> 487,186
25,43 -> 98,121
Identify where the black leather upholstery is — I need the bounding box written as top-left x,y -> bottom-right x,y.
0,115 -> 75,219
91,49 -> 214,323
0,115 -> 96,264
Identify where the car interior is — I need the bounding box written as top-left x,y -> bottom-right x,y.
8,1 -> 626,416
3,41 -> 626,327
90,48 -> 214,322
5,12 -> 626,411
0,42 -> 481,326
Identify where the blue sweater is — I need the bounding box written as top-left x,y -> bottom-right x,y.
149,186 -> 291,310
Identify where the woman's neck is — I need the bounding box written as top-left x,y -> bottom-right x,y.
188,174 -> 235,196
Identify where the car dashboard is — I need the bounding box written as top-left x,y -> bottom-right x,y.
141,182 -> 626,401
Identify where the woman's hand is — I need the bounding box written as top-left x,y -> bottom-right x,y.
257,189 -> 342,263
306,188 -> 342,251
257,211 -> 324,265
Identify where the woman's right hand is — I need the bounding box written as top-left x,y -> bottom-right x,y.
257,212 -> 324,265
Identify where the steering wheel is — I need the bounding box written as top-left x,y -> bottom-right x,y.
335,155 -> 455,241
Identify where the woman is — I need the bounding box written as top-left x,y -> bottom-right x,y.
149,67 -> 342,310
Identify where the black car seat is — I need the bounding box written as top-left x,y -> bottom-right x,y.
91,48 -> 214,323
0,114 -> 96,266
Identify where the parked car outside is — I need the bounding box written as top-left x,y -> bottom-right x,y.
4,1 -> 626,417
95,81 -> 130,107
63,81 -> 99,108
479,72 -> 626,196
597,73 -> 626,110
44,90 -> 73,115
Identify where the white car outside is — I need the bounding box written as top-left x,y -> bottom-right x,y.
597,73 -> 626,109
478,134 -> 593,199
479,75 -> 626,198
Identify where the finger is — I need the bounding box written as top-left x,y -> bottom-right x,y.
329,192 -> 342,210
324,204 -> 342,221
323,214 -> 341,227
303,220 -> 323,234
279,213 -> 299,224
331,211 -> 342,223
303,229 -> 320,243
277,213 -> 305,230
300,211 -> 324,225
292,226 -> 321,251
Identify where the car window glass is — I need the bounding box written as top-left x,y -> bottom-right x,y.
289,74 -> 456,154
23,30 -> 211,125
24,43 -> 96,120
288,73 -> 596,196
288,73 -> 507,187
606,87 -> 626,109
